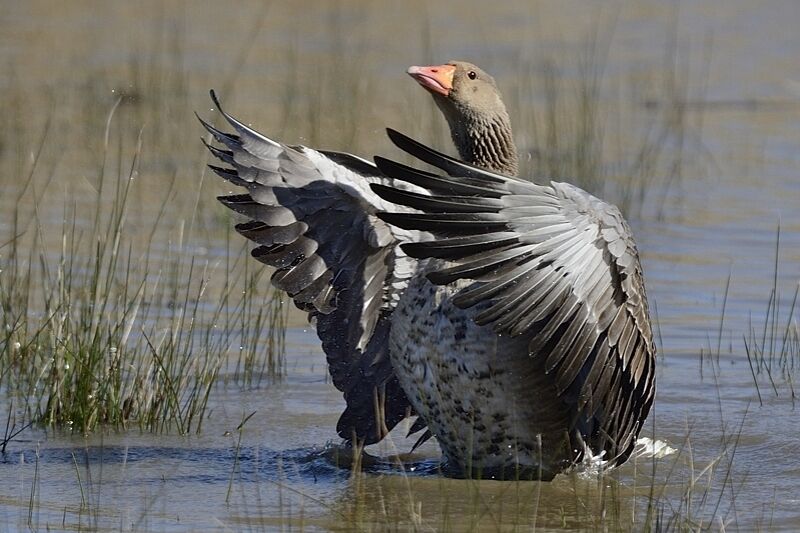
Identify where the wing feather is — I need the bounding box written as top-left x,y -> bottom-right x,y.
200,95 -> 424,444
372,129 -> 657,466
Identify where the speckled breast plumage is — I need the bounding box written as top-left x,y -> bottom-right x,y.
389,262 -> 577,479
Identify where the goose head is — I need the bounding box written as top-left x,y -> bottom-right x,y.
407,61 -> 519,176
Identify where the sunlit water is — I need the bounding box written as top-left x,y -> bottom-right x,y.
1,0 -> 800,530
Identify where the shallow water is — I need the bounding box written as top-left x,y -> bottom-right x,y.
1,0 -> 800,530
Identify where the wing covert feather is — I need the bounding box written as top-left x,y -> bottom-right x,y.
373,130 -> 656,465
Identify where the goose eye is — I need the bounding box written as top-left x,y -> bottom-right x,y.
467,71 -> 477,80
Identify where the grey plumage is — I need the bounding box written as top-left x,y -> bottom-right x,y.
200,91 -> 423,445
199,60 -> 656,478
372,130 -> 656,467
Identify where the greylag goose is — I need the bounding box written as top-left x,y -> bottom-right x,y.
198,61 -> 655,480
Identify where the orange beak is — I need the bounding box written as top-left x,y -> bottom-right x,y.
407,64 -> 456,97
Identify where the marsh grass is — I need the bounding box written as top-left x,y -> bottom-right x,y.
743,225 -> 800,406
511,20 -> 707,220
316,438 -> 740,531
0,2 -> 784,531
0,79 -> 287,436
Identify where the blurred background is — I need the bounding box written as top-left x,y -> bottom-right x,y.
1,0 -> 799,530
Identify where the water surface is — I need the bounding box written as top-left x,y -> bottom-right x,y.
1,0 -> 799,530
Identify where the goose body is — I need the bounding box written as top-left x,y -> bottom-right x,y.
199,61 -> 655,479
391,274 -> 575,478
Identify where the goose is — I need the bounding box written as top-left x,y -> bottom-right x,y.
198,61 -> 655,480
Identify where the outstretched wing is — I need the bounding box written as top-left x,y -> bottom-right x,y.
372,129 -> 656,465
199,96 -> 424,444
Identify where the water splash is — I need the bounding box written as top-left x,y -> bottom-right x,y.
569,437 -> 677,478
632,437 -> 677,459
